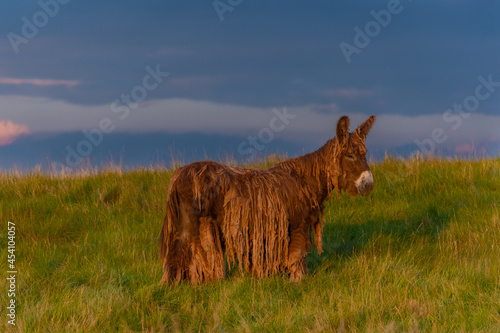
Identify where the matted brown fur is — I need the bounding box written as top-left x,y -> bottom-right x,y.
159,115 -> 376,284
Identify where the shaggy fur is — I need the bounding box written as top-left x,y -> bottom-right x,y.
159,115 -> 376,284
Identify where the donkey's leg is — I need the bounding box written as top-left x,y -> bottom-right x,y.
287,225 -> 309,282
164,202 -> 206,284
198,217 -> 225,281
186,215 -> 226,283
167,190 -> 224,283
313,216 -> 325,255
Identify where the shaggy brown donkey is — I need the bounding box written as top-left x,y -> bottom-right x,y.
160,115 -> 375,284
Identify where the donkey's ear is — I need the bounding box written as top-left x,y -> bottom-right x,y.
355,115 -> 376,140
336,115 -> 350,148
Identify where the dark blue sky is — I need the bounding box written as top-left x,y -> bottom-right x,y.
1,1 -> 499,168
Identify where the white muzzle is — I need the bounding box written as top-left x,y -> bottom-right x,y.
355,171 -> 374,195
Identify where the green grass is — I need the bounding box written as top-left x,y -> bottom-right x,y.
1,157 -> 499,332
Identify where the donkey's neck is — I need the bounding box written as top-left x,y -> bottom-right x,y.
274,138 -> 338,204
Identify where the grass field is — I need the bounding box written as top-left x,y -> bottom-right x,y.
1,156 -> 499,332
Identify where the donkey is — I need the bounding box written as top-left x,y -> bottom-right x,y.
160,115 -> 375,283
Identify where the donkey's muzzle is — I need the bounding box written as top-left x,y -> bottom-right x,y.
356,171 -> 374,196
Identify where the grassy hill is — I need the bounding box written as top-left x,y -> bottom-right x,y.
1,157 -> 499,332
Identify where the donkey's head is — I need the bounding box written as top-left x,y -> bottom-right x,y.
335,115 -> 376,196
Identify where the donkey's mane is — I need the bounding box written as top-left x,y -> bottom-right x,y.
274,137 -> 340,200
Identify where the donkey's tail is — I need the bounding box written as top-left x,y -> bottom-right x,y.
159,192 -> 177,261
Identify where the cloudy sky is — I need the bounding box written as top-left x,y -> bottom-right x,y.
1,1 -> 499,169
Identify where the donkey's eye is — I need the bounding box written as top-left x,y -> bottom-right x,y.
346,154 -> 355,160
